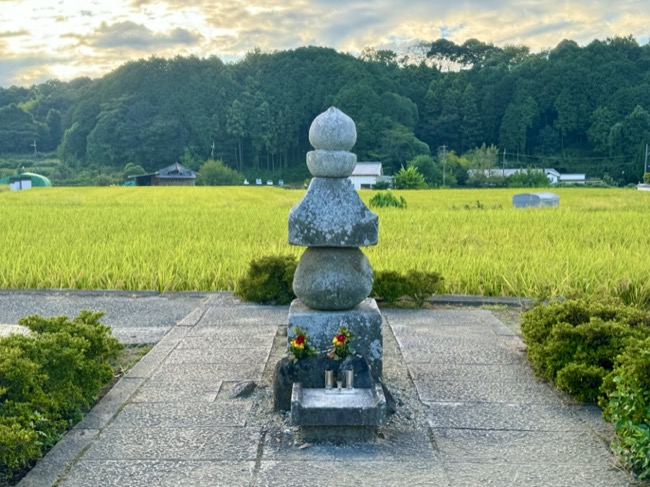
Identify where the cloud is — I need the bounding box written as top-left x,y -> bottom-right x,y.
84,21 -> 201,50
0,54 -> 71,87
1,0 -> 650,87
0,29 -> 29,38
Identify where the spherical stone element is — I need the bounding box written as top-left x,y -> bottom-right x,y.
309,107 -> 357,151
293,247 -> 373,311
306,150 -> 357,177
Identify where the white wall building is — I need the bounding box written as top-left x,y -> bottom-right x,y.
557,173 -> 587,184
349,162 -> 385,190
468,167 -> 586,185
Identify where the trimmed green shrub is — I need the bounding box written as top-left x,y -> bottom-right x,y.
0,312 -> 123,481
601,338 -> 650,479
521,299 -> 650,401
235,255 -> 297,305
369,191 -> 407,209
372,270 -> 444,307
372,180 -> 390,190
522,299 -> 650,475
0,422 -> 40,476
372,271 -> 409,304
521,298 -> 650,349
555,362 -> 608,403
404,270 -> 444,307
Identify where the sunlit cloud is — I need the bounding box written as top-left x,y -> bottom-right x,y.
0,0 -> 649,86
80,21 -> 201,49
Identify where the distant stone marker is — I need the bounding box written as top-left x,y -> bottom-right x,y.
513,192 -> 559,208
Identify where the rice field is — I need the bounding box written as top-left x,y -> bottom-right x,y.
0,186 -> 648,300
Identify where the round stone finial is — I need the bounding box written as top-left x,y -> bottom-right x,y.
309,107 -> 357,151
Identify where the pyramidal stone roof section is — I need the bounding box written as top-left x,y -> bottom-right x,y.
289,107 -> 378,248
288,177 -> 378,247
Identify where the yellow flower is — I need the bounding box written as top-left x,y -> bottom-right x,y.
290,339 -> 304,349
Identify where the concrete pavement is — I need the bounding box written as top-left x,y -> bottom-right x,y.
0,289 -> 209,344
3,292 -> 639,487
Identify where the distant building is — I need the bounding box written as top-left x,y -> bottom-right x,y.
543,169 -> 561,184
0,172 -> 52,190
349,162 -> 392,190
556,172 -> 587,184
129,163 -> 197,186
468,167 -> 586,185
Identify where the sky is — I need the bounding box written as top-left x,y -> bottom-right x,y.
1,0 -> 649,87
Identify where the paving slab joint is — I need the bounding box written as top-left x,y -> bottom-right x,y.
250,429 -> 268,486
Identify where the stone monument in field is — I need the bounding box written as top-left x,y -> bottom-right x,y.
274,107 -> 387,429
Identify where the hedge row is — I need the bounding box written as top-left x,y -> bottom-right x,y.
521,299 -> 650,479
0,311 -> 123,482
234,255 -> 444,307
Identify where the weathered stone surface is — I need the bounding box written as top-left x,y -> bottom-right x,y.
57,459 -> 255,487
0,290 -> 205,346
293,248 -> 373,310
433,429 -> 615,465
288,178 -> 378,247
82,426 -> 260,461
308,107 -> 356,151
306,150 -> 357,177
443,462 -> 630,487
110,402 -> 251,429
414,377 -> 556,403
291,382 -> 387,426
424,402 -> 585,431
273,354 -> 374,411
229,381 -> 256,398
17,428 -> 100,487
257,460 -> 449,486
130,379 -> 221,403
263,425 -> 436,462
287,298 -> 383,376
165,348 -> 270,365
74,377 -> 144,430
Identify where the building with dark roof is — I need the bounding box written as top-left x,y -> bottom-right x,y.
129,163 -> 197,186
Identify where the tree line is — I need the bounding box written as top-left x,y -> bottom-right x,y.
1,35 -> 649,185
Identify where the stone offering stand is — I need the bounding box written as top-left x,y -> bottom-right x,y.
273,107 -> 388,430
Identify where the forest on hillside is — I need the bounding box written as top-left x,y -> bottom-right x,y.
1,36 -> 649,186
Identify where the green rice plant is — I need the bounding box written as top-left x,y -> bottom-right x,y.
369,191 -> 407,209
0,186 -> 649,300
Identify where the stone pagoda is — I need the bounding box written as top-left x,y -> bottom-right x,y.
287,107 -> 383,379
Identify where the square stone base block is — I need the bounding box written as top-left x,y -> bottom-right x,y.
288,298 -> 383,378
291,383 -> 387,427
